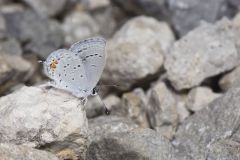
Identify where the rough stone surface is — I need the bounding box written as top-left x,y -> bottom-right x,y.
168,0 -> 230,36
62,10 -> 100,46
0,40 -> 33,94
120,88 -> 149,128
87,128 -> 176,160
87,0 -> 110,10
186,87 -> 222,111
173,87 -> 240,160
3,9 -> 64,59
88,116 -> 138,142
220,66 -> 240,91
111,0 -> 169,20
165,18 -> 240,90
102,16 -> 174,90
86,94 -> 121,118
21,0 -> 68,17
147,81 -> 178,128
155,125 -> 175,140
0,85 -> 88,159
175,96 -> 190,123
0,143 -> 59,160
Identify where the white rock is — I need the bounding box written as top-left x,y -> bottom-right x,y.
219,66 -> 240,91
186,87 -> 222,111
147,81 -> 178,128
0,143 -> 59,160
0,85 -> 88,159
165,18 -> 240,90
102,16 -> 175,90
121,88 -> 149,128
62,10 -> 100,46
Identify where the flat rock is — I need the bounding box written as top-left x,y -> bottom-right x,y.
165,18 -> 239,90
0,85 -> 88,159
0,143 -> 59,160
102,16 -> 174,90
168,0 -> 230,36
147,81 -> 178,128
186,87 -> 222,111
3,9 -> 64,59
20,0 -> 68,17
120,88 -> 149,128
87,128 -> 176,160
62,10 -> 100,46
173,87 -> 240,159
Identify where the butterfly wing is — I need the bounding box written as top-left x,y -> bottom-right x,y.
43,49 -> 89,97
69,37 -> 106,91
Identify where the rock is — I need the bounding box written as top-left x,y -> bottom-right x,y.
0,39 -> 33,94
86,94 -> 121,118
165,18 -> 239,91
186,87 -> 222,111
102,16 -> 175,90
3,9 -> 64,59
110,0 -> 169,20
147,81 -> 178,128
92,6 -> 117,38
120,88 -> 149,128
168,0 -> 230,36
173,87 -> 240,159
0,13 -> 6,39
20,0 -> 68,17
155,125 -> 175,140
0,143 -> 59,160
219,66 -> 240,91
0,85 -> 88,159
206,139 -> 240,160
88,116 -> 138,142
86,0 -> 110,10
87,128 -> 176,160
62,10 -> 100,46
176,97 -> 190,123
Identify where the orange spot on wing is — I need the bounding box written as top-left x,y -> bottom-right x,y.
50,59 -> 59,72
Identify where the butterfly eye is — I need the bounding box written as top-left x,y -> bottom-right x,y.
92,87 -> 98,95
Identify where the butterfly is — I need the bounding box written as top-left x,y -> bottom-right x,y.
43,37 -> 106,106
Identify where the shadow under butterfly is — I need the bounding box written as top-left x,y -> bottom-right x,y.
42,36 -> 111,115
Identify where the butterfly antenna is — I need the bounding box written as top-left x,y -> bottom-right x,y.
96,94 -> 111,115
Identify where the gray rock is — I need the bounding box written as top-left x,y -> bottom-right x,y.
155,125 -> 175,140
102,16 -> 174,90
0,143 -> 59,160
92,6 -> 117,38
168,0 -> 229,36
20,0 -> 68,17
0,40 -> 33,94
120,88 -> 149,128
219,66 -> 240,91
87,128 -> 176,160
186,87 -> 222,111
173,87 -> 240,159
86,0 -> 110,10
110,0 -> 169,20
86,94 -> 121,118
0,13 -> 6,39
88,116 -> 138,142
62,10 -> 100,46
3,9 -> 64,59
176,96 -> 190,123
0,85 -> 88,159
206,139 -> 240,160
147,81 -> 178,128
165,18 -> 239,91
